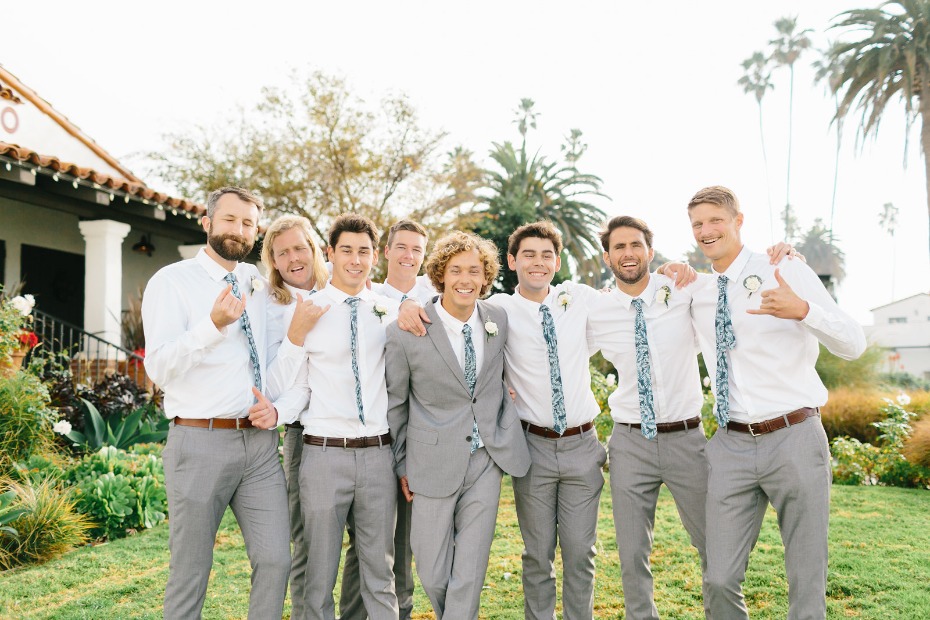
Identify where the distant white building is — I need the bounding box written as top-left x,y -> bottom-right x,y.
867,293 -> 930,381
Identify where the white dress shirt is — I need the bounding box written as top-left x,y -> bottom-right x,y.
142,248 -> 303,421
588,274 -> 703,424
287,283 -> 398,437
434,298 -> 485,447
488,281 -> 600,428
691,246 -> 866,423
265,282 -> 317,401
371,274 -> 438,304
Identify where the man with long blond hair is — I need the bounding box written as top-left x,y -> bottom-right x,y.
385,231 -> 530,619
261,214 -> 331,620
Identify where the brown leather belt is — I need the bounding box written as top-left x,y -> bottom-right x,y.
521,420 -> 594,439
173,417 -> 254,430
620,416 -> 702,433
725,407 -> 819,436
303,432 -> 392,448
285,422 -> 303,429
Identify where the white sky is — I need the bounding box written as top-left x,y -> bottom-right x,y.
3,0 -> 928,324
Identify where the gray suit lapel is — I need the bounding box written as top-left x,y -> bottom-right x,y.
475,301 -> 502,393
424,301 -> 471,394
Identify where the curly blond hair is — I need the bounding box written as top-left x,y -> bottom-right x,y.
261,215 -> 329,305
425,231 -> 500,298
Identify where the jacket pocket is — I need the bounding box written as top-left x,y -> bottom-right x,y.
407,424 -> 439,445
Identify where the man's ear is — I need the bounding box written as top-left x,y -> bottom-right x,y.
201,216 -> 211,235
507,254 -> 517,271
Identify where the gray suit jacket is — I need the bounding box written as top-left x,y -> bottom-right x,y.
385,299 -> 531,498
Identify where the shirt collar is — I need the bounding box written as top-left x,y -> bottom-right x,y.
323,282 -> 374,304
713,245 -> 752,282
196,247 -> 240,283
512,285 -> 553,309
612,273 -> 657,310
285,281 -> 316,297
434,297 -> 479,333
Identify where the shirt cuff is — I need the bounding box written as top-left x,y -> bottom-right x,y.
800,300 -> 824,329
277,337 -> 304,359
193,315 -> 227,348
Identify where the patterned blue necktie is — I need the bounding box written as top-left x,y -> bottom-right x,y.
631,298 -> 657,439
400,293 -> 408,302
714,275 -> 736,426
223,273 -> 261,391
539,305 -> 567,435
463,324 -> 481,453
345,297 -> 365,424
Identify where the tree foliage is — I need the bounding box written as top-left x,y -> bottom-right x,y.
147,70 -> 484,276
827,0 -> 930,255
469,99 -> 608,293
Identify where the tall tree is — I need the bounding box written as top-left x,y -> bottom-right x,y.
828,1 -> 930,257
471,100 -> 607,293
147,70 -> 483,278
879,201 -> 900,299
738,51 -> 776,241
770,16 -> 812,237
813,46 -> 846,242
795,219 -> 846,292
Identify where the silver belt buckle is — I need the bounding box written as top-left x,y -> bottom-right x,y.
748,423 -> 760,437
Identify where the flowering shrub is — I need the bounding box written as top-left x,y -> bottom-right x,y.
0,288 -> 37,364
831,394 -> 930,489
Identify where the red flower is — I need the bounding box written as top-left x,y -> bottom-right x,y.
17,331 -> 38,349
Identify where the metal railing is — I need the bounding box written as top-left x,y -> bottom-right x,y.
30,308 -> 148,387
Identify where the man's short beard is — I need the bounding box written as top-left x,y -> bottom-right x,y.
209,233 -> 252,262
611,263 -> 648,286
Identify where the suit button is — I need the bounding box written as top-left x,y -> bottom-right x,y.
472,398 -> 477,404
466,436 -> 472,442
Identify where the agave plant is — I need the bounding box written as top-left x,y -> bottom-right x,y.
65,399 -> 168,452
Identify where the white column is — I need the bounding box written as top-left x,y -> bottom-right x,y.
178,244 -> 206,260
78,220 -> 131,345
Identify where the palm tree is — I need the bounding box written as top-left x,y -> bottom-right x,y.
473,100 -> 607,292
879,202 -> 900,299
813,46 -> 846,242
795,219 -> 846,296
738,51 -> 776,241
770,16 -> 812,237
827,1 -> 930,256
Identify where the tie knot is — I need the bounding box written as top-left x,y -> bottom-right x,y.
345,296 -> 360,308
717,275 -> 728,289
224,273 -> 237,285
463,324 -> 472,337
539,304 -> 553,318
631,297 -> 644,311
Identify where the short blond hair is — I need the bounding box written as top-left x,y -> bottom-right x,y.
425,231 -> 500,298
262,215 -> 329,305
687,185 -> 741,217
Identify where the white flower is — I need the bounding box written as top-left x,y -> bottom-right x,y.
702,376 -> 711,388
372,303 -> 388,323
606,374 -> 616,387
743,275 -> 763,297
557,291 -> 572,311
485,320 -> 499,337
897,392 -> 911,406
10,295 -> 35,316
655,285 -> 671,307
503,572 -> 512,581
53,420 -> 72,435
250,276 -> 265,294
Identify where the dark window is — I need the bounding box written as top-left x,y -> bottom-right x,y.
20,244 -> 84,327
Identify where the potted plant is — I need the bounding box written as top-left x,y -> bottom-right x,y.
0,289 -> 39,377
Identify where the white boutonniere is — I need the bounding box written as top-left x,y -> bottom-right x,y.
249,276 -> 265,294
557,291 -> 572,312
655,285 -> 671,308
372,303 -> 388,323
485,319 -> 499,339
743,275 -> 762,297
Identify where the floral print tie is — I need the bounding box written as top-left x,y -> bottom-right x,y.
714,275 -> 736,427
631,298 -> 657,439
463,324 -> 481,453
345,297 -> 365,424
224,273 -> 261,391
539,304 -> 567,435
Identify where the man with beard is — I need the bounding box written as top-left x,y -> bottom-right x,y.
143,187 -> 303,620
588,215 -> 711,619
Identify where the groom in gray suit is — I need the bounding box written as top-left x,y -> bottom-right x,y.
385,230 -> 531,620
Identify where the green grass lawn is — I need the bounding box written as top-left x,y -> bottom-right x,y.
2,478 -> 929,619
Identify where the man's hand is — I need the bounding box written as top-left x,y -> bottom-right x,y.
398,299 -> 430,337
766,242 -> 806,265
746,269 -> 809,320
211,284 -> 245,330
248,387 -> 279,429
658,261 -> 697,288
400,475 -> 414,502
287,293 -> 331,345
